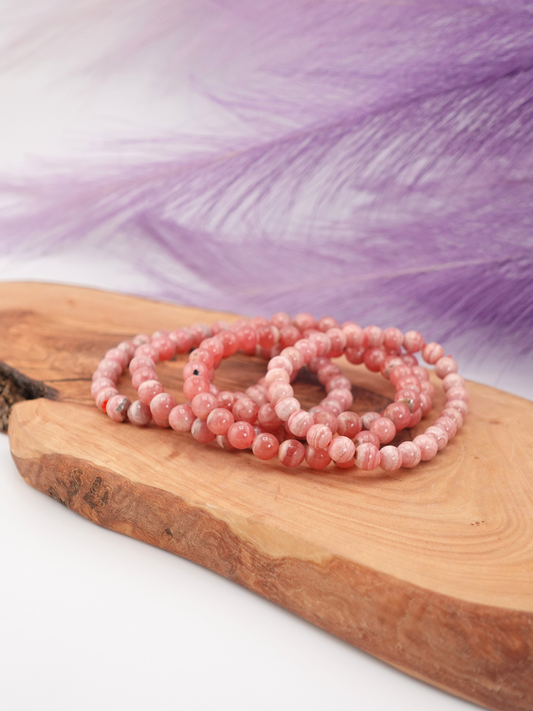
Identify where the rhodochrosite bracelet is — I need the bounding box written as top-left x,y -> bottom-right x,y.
90,313 -> 468,472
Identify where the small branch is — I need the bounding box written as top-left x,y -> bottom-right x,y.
0,362 -> 59,433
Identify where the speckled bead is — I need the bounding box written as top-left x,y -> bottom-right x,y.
361,411 -> 381,429
383,402 -> 411,431
397,441 -> 422,468
191,418 -> 216,443
91,377 -> 115,398
354,443 -> 380,471
106,395 -> 131,422
127,400 -> 152,426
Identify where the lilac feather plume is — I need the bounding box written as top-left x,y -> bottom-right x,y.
1,0 -> 533,357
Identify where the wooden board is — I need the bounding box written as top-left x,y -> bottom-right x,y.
1,281 -> 533,711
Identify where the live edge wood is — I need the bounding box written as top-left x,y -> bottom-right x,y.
2,283 -> 533,711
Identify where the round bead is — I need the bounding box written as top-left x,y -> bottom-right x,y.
137,379 -> 164,405
258,402 -> 284,431
152,336 -> 176,361
150,393 -> 177,427
127,400 -> 152,426
267,355 -> 293,375
422,342 -> 444,365
363,325 -> 383,348
227,421 -> 255,449
270,312 -> 292,330
268,381 -> 294,404
206,407 -> 235,435
191,418 -> 216,443
280,346 -> 305,371
135,343 -> 160,362
397,441 -> 422,468
317,316 -> 338,332
183,361 -> 210,380
403,330 -> 424,353
245,385 -> 269,407
395,389 -> 420,413
382,327 -> 403,351
325,328 -> 346,357
407,408 -> 422,428
278,439 -> 306,467
442,373 -> 465,392
379,445 -> 402,472
383,402 -> 411,431
217,391 -> 236,410
306,424 -> 333,450
319,398 -> 342,417
131,366 -> 158,390
105,347 -> 129,369
345,345 -> 365,365
287,410 -> 314,438
252,433 -> 280,460
425,426 -> 449,450
92,365 -> 119,383
342,322 -> 365,347
413,434 -> 439,461
353,431 -> 380,448
361,411 -> 381,429
306,447 -> 332,470
169,328 -> 194,353
219,330 -> 240,357
95,386 -> 118,412
183,375 -> 210,401
232,398 -> 259,424
363,347 -> 386,373
435,356 -> 459,379
308,331 -> 331,357
369,416 -> 396,444
354,443 -> 380,471
91,377 -> 116,398
326,388 -> 353,410
327,436 -> 356,464
441,408 -> 464,429
445,386 -> 469,403
389,365 -> 413,387
264,368 -> 291,387
274,397 -> 300,421
279,326 -> 301,349
447,399 -> 468,417
336,411 -> 362,438
169,404 -> 195,433
434,415 -> 457,439
189,347 -> 215,370
106,395 -> 131,422
191,392 -> 218,419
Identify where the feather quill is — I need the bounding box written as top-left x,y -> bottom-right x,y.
1,0 -> 533,357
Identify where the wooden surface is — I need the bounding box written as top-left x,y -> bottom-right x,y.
2,282 -> 533,711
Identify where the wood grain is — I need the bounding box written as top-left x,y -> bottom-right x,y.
2,282 -> 533,711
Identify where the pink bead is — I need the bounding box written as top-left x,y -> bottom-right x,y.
127,400 -> 152,426
325,328 -> 346,357
91,377 -> 115,398
265,368 -> 291,387
306,447 -> 332,470
287,410 -> 314,438
232,398 -> 259,424
151,329 -> 169,339
270,312 -> 292,330
255,325 -> 277,350
370,416 -> 396,444
117,340 -> 136,359
268,355 -> 294,375
325,375 -> 352,392
326,388 -> 353,410
434,415 -> 457,439
327,436 -> 356,463
354,443 -> 380,471
317,365 -> 343,388
132,334 -> 150,346
379,445 -> 402,472
183,375 -> 210,401
312,409 -> 338,434
210,319 -> 230,335
274,397 -> 300,421
168,404 -> 195,433
308,331 -> 331,358
361,411 -> 381,429
245,386 -> 269,407
279,326 -> 301,349
354,431 -> 380,448
210,383 -> 220,397
216,434 -> 238,451
129,354 -> 156,375
380,356 -> 403,379
403,330 -> 424,353
413,434 -> 438,461
293,313 -> 316,331
382,327 -> 403,351
419,393 -> 433,416
252,433 -> 280,460
131,367 -> 157,390
257,402 -> 284,431
364,347 -> 386,373
138,379 -> 164,405
191,418 -> 216,443
345,346 -> 365,365
189,324 -> 211,348
267,381 -> 294,405
397,441 -> 422,468
150,392 -> 177,427
189,347 -> 215,370
441,407 -> 464,429
383,402 -> 411,430
280,346 -> 305,371
106,395 -> 131,422
227,421 -> 255,449
201,337 -> 224,364
396,376 -> 421,394
389,365 -> 413,387
425,425 -> 449,450
442,373 -> 465,391
92,365 -> 119,383
219,330 -> 240,357
206,407 -> 235,435
407,408 -> 422,428
191,392 -> 218,419
183,361 -> 210,380
335,458 -> 355,470
217,391 -> 236,410
401,354 -> 418,367
152,336 -> 176,361
446,386 -> 469,403
363,325 -> 383,348
317,316 -> 338,332
278,439 -> 306,467
435,356 -> 459,379
105,347 -> 129,369
412,365 -> 430,382
319,398 -> 342,417
294,339 -> 317,364
422,342 -> 444,365
421,380 -> 436,398
395,389 -> 420,413
336,412 -> 362,438
169,328 -> 194,353
306,424 -> 333,450
135,343 -> 160,362
447,399 -> 468,417
95,386 -> 118,412
342,322 -> 365,348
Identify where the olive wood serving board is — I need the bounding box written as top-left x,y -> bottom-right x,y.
2,282 -> 533,711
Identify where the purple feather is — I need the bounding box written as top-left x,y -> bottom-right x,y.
1,0 -> 533,355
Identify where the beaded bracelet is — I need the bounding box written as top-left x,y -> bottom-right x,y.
91,313 -> 467,472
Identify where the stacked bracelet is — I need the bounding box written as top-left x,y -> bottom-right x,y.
90,313 -> 467,472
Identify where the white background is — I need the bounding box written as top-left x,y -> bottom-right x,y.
0,2 -> 531,709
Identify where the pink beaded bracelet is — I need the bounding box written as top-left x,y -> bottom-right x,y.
91,313 -> 467,473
